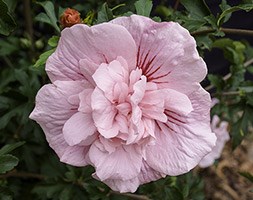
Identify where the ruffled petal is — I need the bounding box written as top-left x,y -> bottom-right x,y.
138,161 -> 165,184
146,85 -> 216,175
95,175 -> 140,193
91,87 -> 119,138
89,141 -> 142,181
111,15 -> 207,94
163,89 -> 193,116
29,81 -> 89,166
63,112 -> 97,146
46,23 -> 137,82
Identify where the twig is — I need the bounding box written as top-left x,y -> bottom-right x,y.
109,191 -> 151,200
220,91 -> 241,96
191,27 -> 253,37
205,58 -> 253,91
0,170 -> 45,180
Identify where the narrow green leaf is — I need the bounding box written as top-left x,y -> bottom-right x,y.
219,0 -> 232,24
134,0 -> 153,17
0,154 -> 19,174
217,4 -> 253,26
0,0 -> 16,36
34,48 -> 56,67
239,172 -> 253,183
0,141 -> 25,156
36,1 -> 60,32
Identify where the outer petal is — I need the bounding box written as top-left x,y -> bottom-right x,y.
95,175 -> 140,193
138,161 -> 165,184
63,112 -> 97,146
89,141 -> 142,181
111,15 -> 207,94
46,23 -> 137,82
146,85 -> 216,175
29,81 -> 88,166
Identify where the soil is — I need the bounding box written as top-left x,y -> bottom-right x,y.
199,137 -> 253,200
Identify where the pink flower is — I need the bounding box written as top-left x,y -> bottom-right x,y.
199,101 -> 230,168
30,15 -> 216,192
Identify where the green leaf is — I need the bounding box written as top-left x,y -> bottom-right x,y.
0,186 -> 13,200
83,11 -> 95,26
0,0 -> 16,36
247,66 -> 253,74
134,0 -> 153,17
97,3 -> 113,23
0,141 -> 25,156
0,154 -> 19,174
239,172 -> 253,183
212,39 -> 245,65
217,4 -> 253,26
48,35 -> 59,47
219,0 -> 232,24
180,0 -> 211,19
36,1 -> 60,32
208,74 -> 224,92
32,184 -> 66,199
34,48 -> 56,67
231,106 -> 253,148
35,12 -> 51,25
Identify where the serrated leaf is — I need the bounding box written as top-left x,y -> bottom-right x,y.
97,3 -> 113,23
217,4 -> 253,26
180,0 -> 211,19
134,0 -> 153,17
48,35 -> 59,47
36,1 -> 60,32
34,48 -> 55,67
0,154 -> 19,174
0,141 -> 25,156
0,0 -> 16,36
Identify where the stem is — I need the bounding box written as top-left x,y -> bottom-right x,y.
109,191 -> 151,200
191,27 -> 253,37
174,0 -> 180,10
0,170 -> 45,180
23,0 -> 34,55
205,58 -> 253,91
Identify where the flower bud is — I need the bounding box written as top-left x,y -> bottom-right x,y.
60,8 -> 82,28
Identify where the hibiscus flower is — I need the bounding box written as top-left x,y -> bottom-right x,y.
30,15 -> 216,192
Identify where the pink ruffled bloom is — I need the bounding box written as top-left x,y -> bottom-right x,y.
30,15 -> 216,192
199,100 -> 230,168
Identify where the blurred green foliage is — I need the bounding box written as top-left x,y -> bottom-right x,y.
0,0 -> 253,199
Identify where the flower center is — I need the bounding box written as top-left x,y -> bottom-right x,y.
91,57 -> 167,145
